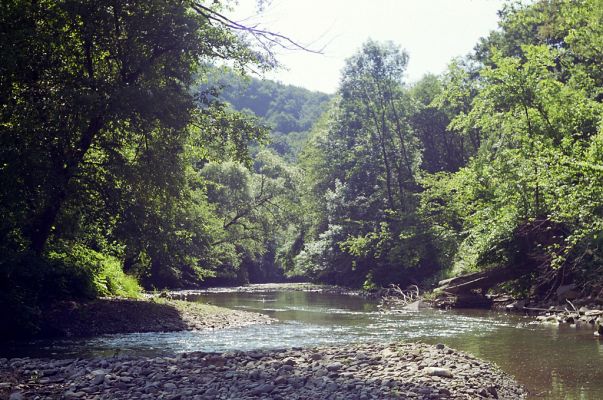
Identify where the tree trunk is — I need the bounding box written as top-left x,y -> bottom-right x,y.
28,114 -> 105,254
436,264 -> 536,294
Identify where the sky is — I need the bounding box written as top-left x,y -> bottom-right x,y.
227,0 -> 506,93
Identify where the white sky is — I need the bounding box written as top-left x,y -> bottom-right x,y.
227,0 -> 506,93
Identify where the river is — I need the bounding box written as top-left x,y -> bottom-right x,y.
4,284 -> 603,399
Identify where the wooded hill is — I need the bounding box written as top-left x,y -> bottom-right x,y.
207,71 -> 331,159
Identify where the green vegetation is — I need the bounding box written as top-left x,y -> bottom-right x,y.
281,0 -> 603,297
0,0 -> 300,337
1,0 -> 602,338
208,71 -> 331,159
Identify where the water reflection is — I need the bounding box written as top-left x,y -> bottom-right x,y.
2,289 -> 602,399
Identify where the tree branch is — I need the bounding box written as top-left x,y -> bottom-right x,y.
191,2 -> 323,54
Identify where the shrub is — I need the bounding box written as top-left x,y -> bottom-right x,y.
47,244 -> 141,298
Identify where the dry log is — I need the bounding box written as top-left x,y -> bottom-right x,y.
436,265 -> 534,294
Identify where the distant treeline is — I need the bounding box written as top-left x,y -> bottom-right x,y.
207,71 -> 331,159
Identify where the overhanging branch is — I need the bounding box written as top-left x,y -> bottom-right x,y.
191,2 -> 323,55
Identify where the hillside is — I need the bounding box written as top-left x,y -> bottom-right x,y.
215,72 -> 332,159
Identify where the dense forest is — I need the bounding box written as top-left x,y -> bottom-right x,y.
1,0 -> 602,336
282,0 -> 603,295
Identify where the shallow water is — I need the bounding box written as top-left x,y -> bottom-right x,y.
3,286 -> 603,399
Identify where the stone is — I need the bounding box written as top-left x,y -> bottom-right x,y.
0,342 -> 525,400
204,388 -> 219,397
91,368 -> 107,376
64,392 -> 86,399
425,367 -> 453,378
435,343 -> 445,350
279,364 -> 294,373
250,384 -> 275,395
418,387 -> 432,395
92,373 -> 105,385
41,368 -> 59,376
8,392 -> 23,400
207,355 -> 226,367
326,362 -> 343,371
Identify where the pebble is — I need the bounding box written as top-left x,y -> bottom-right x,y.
327,362 -> 343,371
425,367 -> 454,378
0,343 -> 526,399
91,373 -> 105,385
250,383 -> 275,395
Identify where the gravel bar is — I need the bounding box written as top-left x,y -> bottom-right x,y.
0,342 -> 525,399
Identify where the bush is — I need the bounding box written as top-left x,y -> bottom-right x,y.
0,244 -> 141,339
47,244 -> 141,298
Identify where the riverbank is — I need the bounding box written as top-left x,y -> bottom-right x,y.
0,342 -> 525,400
35,298 -> 273,339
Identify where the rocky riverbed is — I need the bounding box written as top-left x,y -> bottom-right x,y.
0,342 -> 525,399
37,298 -> 273,338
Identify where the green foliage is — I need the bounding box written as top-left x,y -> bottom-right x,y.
200,149 -> 303,284
284,0 -> 603,294
0,0 -> 276,332
0,245 -> 139,337
2,0 -> 602,320
419,0 -> 603,292
204,70 -> 331,160
47,244 -> 141,298
283,41 -> 441,287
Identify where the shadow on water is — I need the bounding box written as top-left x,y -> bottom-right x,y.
2,288 -> 602,399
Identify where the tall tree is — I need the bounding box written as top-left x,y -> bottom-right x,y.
288,41 -> 438,287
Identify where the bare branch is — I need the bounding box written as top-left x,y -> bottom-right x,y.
191,2 -> 323,55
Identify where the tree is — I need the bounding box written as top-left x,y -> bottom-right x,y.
200,149 -> 302,283
421,0 -> 603,295
0,0 -> 305,334
409,74 -> 468,173
287,41 -> 439,288
0,0 -> 260,255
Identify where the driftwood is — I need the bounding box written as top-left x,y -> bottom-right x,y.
436,265 -> 533,295
379,284 -> 422,309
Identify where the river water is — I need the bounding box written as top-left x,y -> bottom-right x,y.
4,285 -> 603,399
